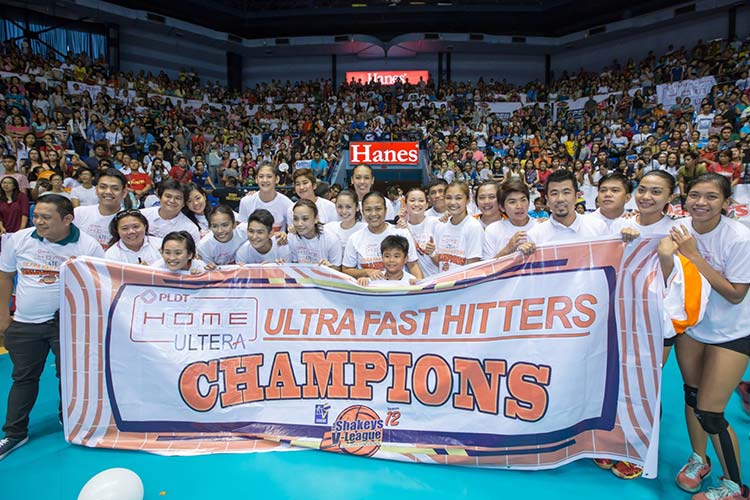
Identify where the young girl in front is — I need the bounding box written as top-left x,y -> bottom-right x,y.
285,199 -> 342,270
197,205 -> 245,266
657,173 -> 750,500
325,190 -> 365,254
433,181 -> 483,272
151,231 -> 208,274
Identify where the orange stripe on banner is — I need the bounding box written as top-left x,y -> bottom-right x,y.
67,263 -> 92,441
617,262 -> 637,445
641,270 -> 661,385
629,262 -> 655,426
621,240 -> 651,269
671,255 -> 703,333
620,251 -> 653,448
81,260 -> 106,446
64,287 -> 79,423
264,332 -> 591,342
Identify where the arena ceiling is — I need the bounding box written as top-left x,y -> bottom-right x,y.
103,0 -> 689,41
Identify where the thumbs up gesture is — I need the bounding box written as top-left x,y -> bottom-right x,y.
423,236 -> 436,256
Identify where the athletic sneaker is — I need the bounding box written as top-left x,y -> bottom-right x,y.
593,458 -> 614,470
611,461 -> 643,479
0,436 -> 29,461
677,453 -> 712,492
692,478 -> 749,500
736,381 -> 750,415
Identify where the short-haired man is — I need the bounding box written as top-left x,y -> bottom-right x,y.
425,178 -> 448,218
0,195 -> 104,460
523,170 -> 609,246
74,168 -> 129,248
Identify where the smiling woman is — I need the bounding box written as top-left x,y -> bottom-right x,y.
104,209 -> 162,265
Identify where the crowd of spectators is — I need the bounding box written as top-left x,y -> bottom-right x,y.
424,38 -> 750,206
1,33 -> 750,231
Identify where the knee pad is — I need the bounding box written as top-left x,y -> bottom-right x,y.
683,384 -> 698,409
694,408 -> 728,435
695,408 -> 741,484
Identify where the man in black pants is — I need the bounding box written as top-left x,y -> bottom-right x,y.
0,195 -> 103,460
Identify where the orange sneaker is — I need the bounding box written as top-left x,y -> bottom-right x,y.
676,453 -> 712,493
611,461 -> 643,480
692,478 -> 749,500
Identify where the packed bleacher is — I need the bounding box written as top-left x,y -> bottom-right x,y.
1,36 -> 749,211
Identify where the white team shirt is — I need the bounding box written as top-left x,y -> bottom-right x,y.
194,214 -> 211,238
70,185 -> 99,206
527,214 -> 609,245
287,230 -> 343,266
367,270 -> 418,287
74,204 -> 117,248
324,221 -> 366,254
588,209 -> 625,234
434,215 -> 484,272
482,218 -> 537,260
343,224 -> 419,270
197,229 -> 246,265
235,238 -> 290,264
425,207 -> 446,219
407,216 -> 441,277
104,235 -> 163,265
613,215 -> 682,238
684,217 -> 750,343
0,226 -> 104,322
141,206 -> 201,245
238,192 -> 294,232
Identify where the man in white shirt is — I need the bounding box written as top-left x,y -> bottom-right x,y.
588,172 -> 631,232
0,195 -> 104,460
523,170 -> 609,247
425,178 -> 448,218
73,169 -> 129,248
693,102 -> 715,140
105,123 -> 123,152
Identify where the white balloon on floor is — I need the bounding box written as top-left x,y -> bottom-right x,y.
78,468 -> 144,500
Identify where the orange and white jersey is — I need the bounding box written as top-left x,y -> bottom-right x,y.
663,254 -> 710,337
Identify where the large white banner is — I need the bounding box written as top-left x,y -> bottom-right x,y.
657,76 -> 717,107
60,239 -> 664,474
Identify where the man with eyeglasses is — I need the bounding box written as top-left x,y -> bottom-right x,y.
0,194 -> 103,461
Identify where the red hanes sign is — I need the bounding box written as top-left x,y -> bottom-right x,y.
346,70 -> 429,85
350,142 -> 420,165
